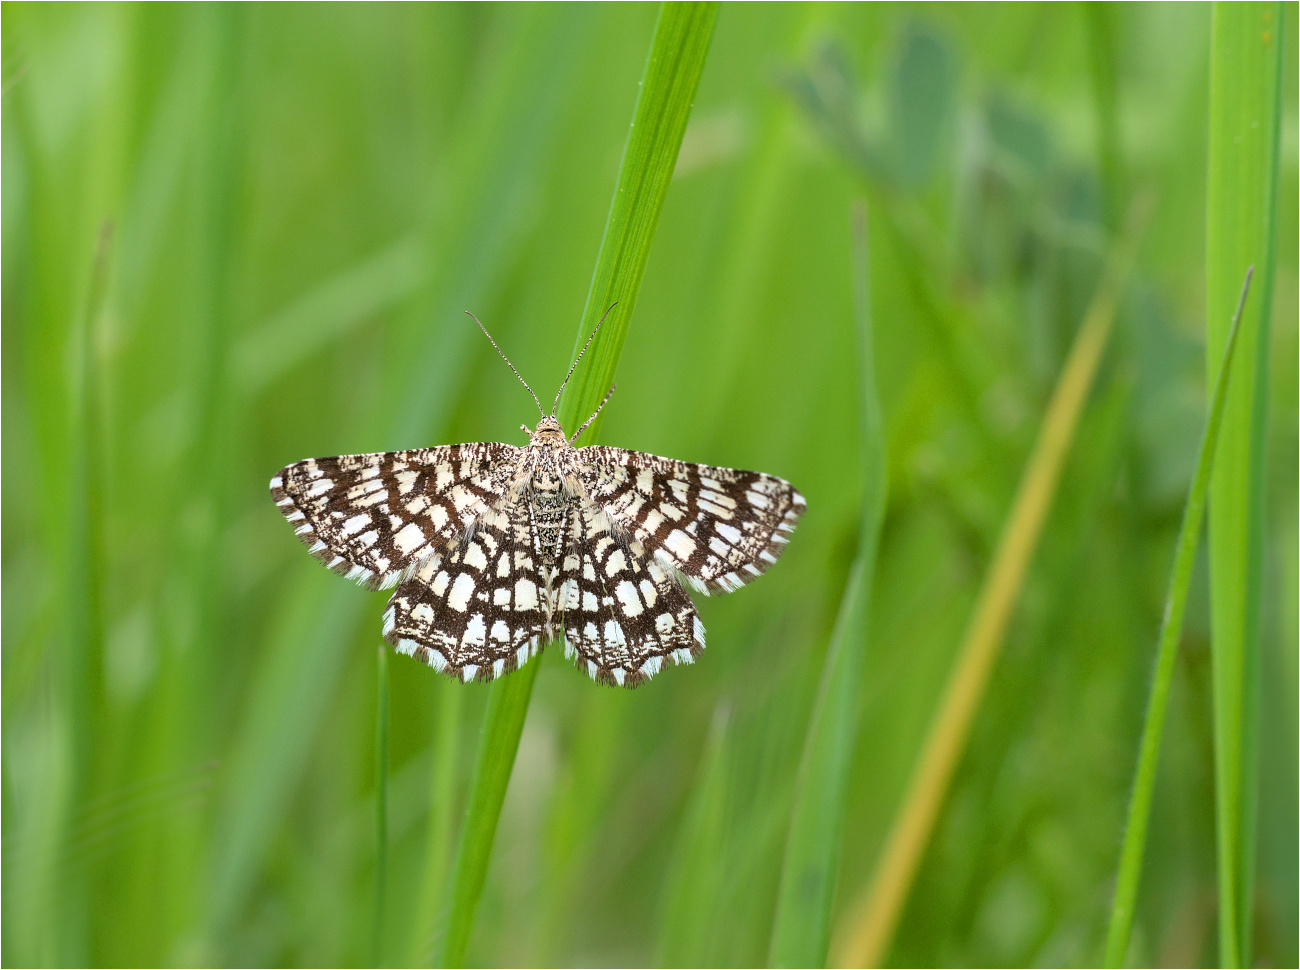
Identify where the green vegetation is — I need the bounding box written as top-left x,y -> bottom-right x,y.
838,195 -> 1148,969
770,204 -> 886,969
1204,6 -> 1286,966
2,4 -> 1295,967
1105,267 -> 1251,968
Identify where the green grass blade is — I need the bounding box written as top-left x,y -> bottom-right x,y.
57,220 -> 115,966
554,2 -> 719,437
1083,2 -> 1124,234
233,234 -> 426,395
432,660 -> 540,968
374,644 -> 390,966
1205,6 -> 1285,965
835,200 -> 1149,969
769,204 -> 886,967
433,5 -> 718,965
405,682 -> 463,967
1104,269 -> 1253,968
656,703 -> 733,967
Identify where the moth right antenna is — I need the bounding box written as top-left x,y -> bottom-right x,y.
570,383 -> 617,444
466,311 -> 544,417
552,302 -> 618,416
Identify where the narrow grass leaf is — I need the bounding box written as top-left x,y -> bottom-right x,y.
554,2 -> 719,438
1104,268 -> 1253,967
769,204 -> 886,967
433,5 -> 718,965
234,235 -> 427,395
55,219 -> 115,966
1083,2 -> 1124,233
657,702 -> 733,967
374,644 -> 391,966
405,682 -> 463,967
1205,6 -> 1285,964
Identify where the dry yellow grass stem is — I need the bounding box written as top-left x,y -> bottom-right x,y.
833,199 -> 1149,968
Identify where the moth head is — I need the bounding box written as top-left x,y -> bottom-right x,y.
527,416 -> 568,448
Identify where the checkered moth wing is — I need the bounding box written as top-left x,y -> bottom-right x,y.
270,443 -> 517,590
381,498 -> 550,682
577,446 -> 806,595
555,496 -> 703,687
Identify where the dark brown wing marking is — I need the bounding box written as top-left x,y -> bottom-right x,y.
270,443 -> 517,589
555,497 -> 702,687
381,499 -> 548,682
577,446 -> 805,595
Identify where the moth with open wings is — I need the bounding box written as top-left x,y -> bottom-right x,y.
270,312 -> 804,687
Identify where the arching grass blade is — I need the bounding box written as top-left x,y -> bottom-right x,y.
1104,268 -> 1253,967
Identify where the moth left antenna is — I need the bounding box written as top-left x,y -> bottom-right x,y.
466,311 -> 544,416
552,302 -> 617,416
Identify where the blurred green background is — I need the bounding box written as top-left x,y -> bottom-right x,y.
2,3 -> 1296,966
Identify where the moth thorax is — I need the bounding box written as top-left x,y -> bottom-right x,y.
531,468 -> 563,494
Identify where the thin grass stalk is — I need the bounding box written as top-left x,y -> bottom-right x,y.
656,702 -> 733,967
374,644 -> 391,966
433,660 -> 539,968
1083,2 -> 1124,235
833,198 -> 1148,968
433,5 -> 718,965
175,9 -> 246,953
58,220 -> 116,966
1103,269 -> 1253,967
1204,6 -> 1285,964
405,684 -> 462,966
553,3 -> 719,436
769,203 -> 886,967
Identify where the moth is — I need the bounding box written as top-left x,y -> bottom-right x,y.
270,311 -> 804,687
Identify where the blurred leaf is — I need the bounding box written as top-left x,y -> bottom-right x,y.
657,703 -> 732,967
888,24 -> 957,187
234,235 -> 426,395
1082,1 -> 1124,232
781,40 -> 889,184
769,204 -> 887,967
985,92 -> 1053,184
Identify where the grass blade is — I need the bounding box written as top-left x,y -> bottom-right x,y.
1104,269 -> 1253,967
833,199 -> 1148,968
433,5 -> 718,965
233,235 -> 426,395
1205,6 -> 1285,965
1083,2 -> 1124,234
55,220 -> 115,966
374,644 -> 390,966
656,703 -> 733,967
769,203 -> 886,967
405,682 -> 463,967
553,2 -> 719,437
432,660 -> 541,968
